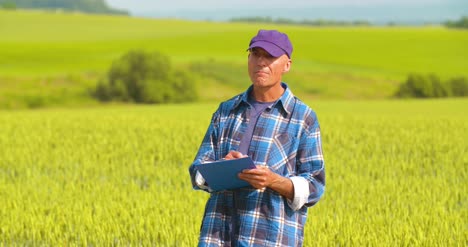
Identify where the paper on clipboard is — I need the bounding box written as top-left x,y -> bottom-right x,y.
196,157 -> 256,191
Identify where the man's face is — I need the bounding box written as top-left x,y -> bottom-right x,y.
248,47 -> 291,88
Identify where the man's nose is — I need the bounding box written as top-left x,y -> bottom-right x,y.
256,55 -> 268,66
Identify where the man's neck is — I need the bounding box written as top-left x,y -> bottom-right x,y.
251,83 -> 284,102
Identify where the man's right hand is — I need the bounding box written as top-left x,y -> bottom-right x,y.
224,150 -> 246,160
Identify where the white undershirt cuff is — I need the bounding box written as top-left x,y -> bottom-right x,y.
287,176 -> 310,211
195,171 -> 211,191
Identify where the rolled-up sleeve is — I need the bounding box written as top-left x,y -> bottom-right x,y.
297,119 -> 325,207
287,176 -> 310,210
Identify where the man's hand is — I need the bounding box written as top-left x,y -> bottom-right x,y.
224,150 -> 246,160
238,165 -> 294,200
238,165 -> 278,189
223,150 -> 294,200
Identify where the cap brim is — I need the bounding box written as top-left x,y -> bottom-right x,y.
248,41 -> 286,58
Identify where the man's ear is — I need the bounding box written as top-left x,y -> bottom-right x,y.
283,58 -> 292,73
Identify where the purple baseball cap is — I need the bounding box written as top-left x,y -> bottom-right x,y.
248,29 -> 293,58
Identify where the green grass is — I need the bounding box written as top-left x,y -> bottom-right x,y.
0,9 -> 467,107
2,10 -> 467,77
0,99 -> 466,245
291,27 -> 468,78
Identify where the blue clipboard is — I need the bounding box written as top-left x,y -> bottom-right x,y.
196,157 -> 256,191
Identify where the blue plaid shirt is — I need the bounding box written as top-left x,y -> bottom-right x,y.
189,83 -> 325,247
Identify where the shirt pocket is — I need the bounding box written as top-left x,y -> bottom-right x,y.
268,133 -> 297,175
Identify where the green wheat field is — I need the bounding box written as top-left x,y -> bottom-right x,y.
0,9 -> 467,246
0,100 -> 466,245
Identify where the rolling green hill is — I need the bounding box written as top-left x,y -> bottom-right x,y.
1,9 -> 467,108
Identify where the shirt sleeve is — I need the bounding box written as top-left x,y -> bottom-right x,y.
287,176 -> 310,211
296,116 -> 326,208
188,109 -> 220,192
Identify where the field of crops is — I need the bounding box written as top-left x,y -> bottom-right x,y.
0,99 -> 466,245
1,9 -> 468,108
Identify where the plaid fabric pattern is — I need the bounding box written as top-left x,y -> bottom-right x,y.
189,83 -> 325,247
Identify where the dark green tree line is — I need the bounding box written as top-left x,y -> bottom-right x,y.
445,16 -> 468,29
0,0 -> 128,15
230,16 -> 371,26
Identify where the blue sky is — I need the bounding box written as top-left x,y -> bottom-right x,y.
107,0 -> 463,11
105,0 -> 467,23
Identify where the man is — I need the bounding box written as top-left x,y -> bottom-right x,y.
189,29 -> 325,247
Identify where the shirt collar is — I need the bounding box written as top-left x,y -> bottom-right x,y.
233,82 -> 295,116
276,83 -> 295,116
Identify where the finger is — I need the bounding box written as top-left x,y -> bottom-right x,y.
224,151 -> 243,160
243,165 -> 267,174
241,168 -> 263,174
240,171 -> 268,183
230,151 -> 244,159
224,151 -> 235,160
239,171 -> 261,178
238,173 -> 252,182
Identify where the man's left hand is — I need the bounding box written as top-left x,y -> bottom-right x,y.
238,165 -> 281,190
239,165 -> 294,200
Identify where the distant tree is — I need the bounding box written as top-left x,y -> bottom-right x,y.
448,77 -> 468,96
427,74 -> 450,98
230,16 -> 273,23
1,0 -> 16,9
444,16 -> 468,29
229,16 -> 371,26
93,50 -> 198,104
395,74 -> 429,98
395,74 -> 467,98
0,0 -> 128,15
